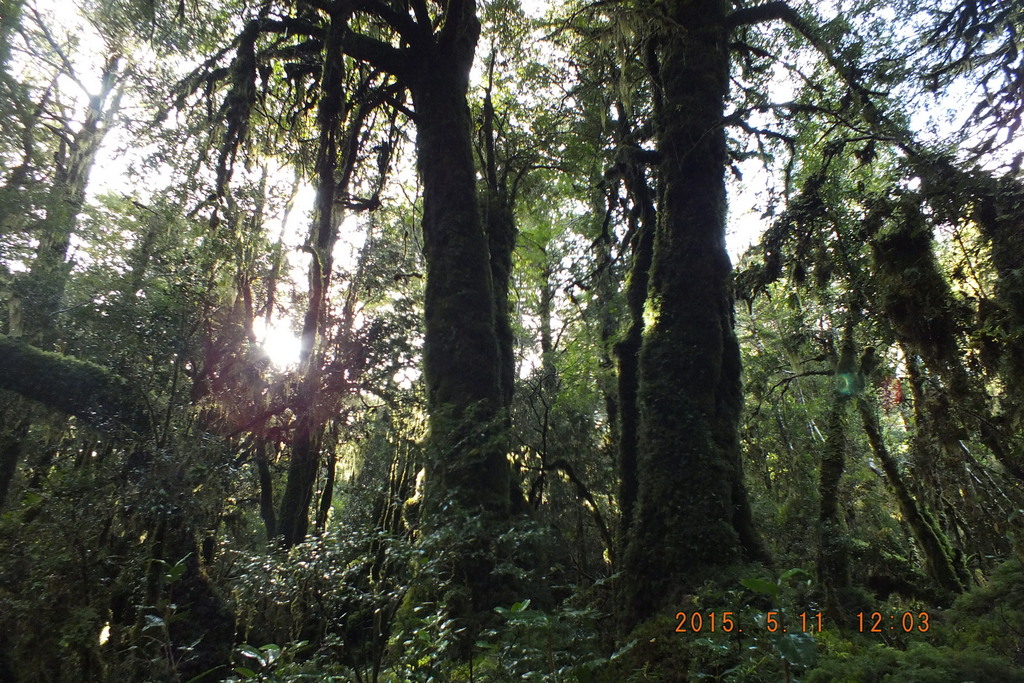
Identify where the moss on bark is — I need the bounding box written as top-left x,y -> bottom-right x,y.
0,334 -> 151,433
619,0 -> 765,629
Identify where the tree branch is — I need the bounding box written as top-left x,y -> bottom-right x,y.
0,335 -> 153,434
726,1 -> 792,30
354,0 -> 423,46
342,31 -> 410,77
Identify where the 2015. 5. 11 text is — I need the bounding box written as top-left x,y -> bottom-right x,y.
674,611 -> 824,634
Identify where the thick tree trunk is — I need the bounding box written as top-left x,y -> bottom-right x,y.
278,430 -> 321,547
620,0 -> 764,628
408,22 -> 510,520
0,334 -> 151,433
402,3 -> 528,639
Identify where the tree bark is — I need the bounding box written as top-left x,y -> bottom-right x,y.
406,7 -> 511,520
479,73 -> 518,413
255,441 -> 277,541
818,393 -> 852,613
620,0 -> 765,628
0,334 -> 151,433
614,147 -> 656,552
859,397 -> 966,597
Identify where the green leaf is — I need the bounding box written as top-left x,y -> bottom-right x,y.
233,666 -> 258,679
166,562 -> 186,583
511,599 -> 531,612
237,644 -> 265,667
142,614 -> 165,631
739,577 -> 779,599
779,568 -> 812,584
776,632 -> 819,668
260,643 -> 281,666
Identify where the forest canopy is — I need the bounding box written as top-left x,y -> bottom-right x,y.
1,0 -> 1023,680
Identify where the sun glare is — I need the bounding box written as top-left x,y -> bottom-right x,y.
253,318 -> 302,370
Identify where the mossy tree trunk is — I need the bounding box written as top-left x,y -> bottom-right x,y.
479,83 -> 529,512
859,396 -> 967,597
479,71 -> 517,415
338,0 -> 520,630
613,134 -> 657,552
11,54 -> 123,346
405,5 -> 509,522
818,392 -> 852,613
397,0 -> 528,636
619,0 -> 765,628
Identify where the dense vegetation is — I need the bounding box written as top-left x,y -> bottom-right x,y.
1,0 -> 1023,680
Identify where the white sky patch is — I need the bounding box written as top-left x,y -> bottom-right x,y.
727,184 -> 769,262
393,366 -> 421,390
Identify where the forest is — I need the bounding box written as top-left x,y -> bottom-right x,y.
1,0 -> 1023,680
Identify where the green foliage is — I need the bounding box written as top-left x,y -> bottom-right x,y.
804,643 -> 1024,683
476,599 -> 605,681
802,558 -> 1024,681
942,559 -> 1024,660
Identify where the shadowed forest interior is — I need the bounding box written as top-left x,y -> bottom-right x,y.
1,0 -> 1024,680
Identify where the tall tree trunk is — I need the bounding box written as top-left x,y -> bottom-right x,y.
816,324 -> 856,612
859,397 -> 967,597
818,392 -> 852,613
277,14 -> 348,548
613,141 -> 656,552
479,68 -> 518,414
407,10 -> 510,520
14,54 -> 123,345
315,432 -> 338,533
402,0 -> 524,638
620,0 -> 765,628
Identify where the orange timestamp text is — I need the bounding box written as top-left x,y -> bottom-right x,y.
858,611 -> 930,633
674,611 -> 824,634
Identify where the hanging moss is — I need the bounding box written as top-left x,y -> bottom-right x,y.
867,197 -> 966,395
